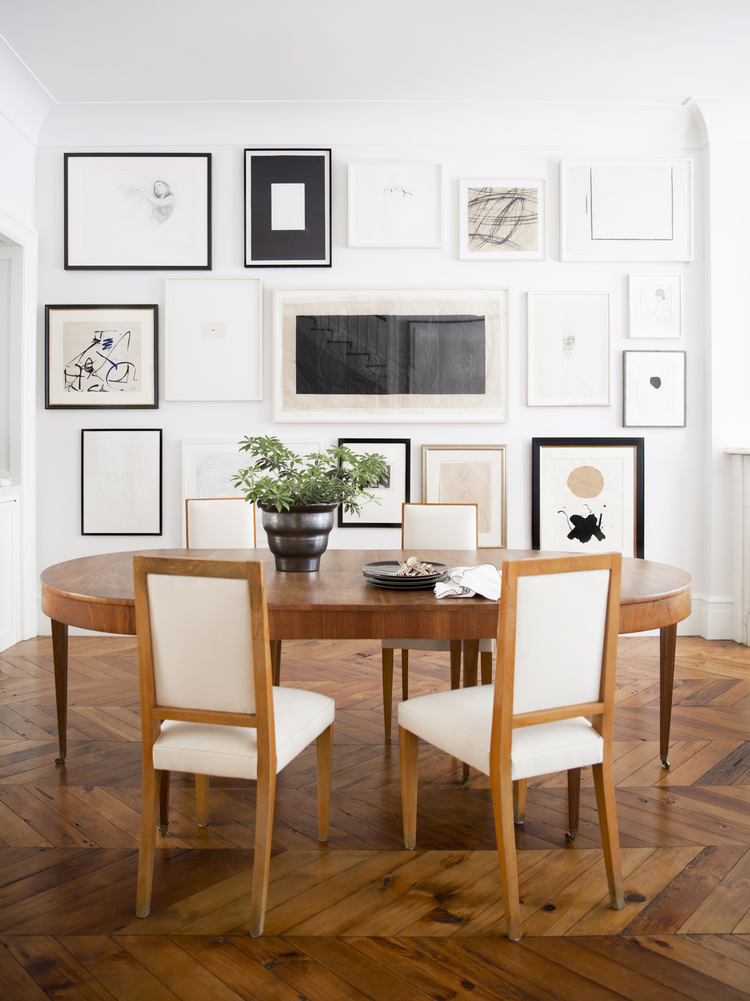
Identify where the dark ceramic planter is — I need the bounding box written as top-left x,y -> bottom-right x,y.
260,503 -> 338,572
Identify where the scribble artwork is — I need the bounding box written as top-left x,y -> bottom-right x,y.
62,321 -> 141,395
383,186 -> 415,202
196,452 -> 248,498
467,186 -> 539,253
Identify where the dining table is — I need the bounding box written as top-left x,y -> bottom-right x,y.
41,547 -> 692,768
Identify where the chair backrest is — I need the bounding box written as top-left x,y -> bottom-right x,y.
133,557 -> 273,754
185,498 -> 256,549
492,553 -> 622,753
401,503 -> 478,549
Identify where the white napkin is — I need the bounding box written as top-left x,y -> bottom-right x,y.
434,564 -> 502,601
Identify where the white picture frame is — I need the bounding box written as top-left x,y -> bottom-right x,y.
458,178 -> 545,260
273,287 -> 509,423
527,292 -> 611,407
81,429 -> 162,535
629,274 -> 682,338
165,278 -> 262,401
348,163 -> 443,248
560,159 -> 693,262
422,444 -> 507,548
624,350 -> 686,427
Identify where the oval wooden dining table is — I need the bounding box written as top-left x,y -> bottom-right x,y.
41,548 -> 692,768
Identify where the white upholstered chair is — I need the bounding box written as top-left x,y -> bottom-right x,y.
381,502 -> 492,738
185,497 -> 256,549
398,553 -> 624,940
133,556 -> 334,937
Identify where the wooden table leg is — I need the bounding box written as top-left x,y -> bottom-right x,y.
461,640 -> 480,783
659,624 -> 677,769
449,641 -> 462,690
270,640 -> 282,686
565,767 -> 581,841
51,619 -> 68,764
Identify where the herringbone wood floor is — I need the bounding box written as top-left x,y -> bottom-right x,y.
0,634 -> 748,999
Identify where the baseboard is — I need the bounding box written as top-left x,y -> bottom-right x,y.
685,595 -> 734,640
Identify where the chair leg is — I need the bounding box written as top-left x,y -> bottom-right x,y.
565,768 -> 581,842
399,726 -> 419,850
270,640 -> 282,687
249,762 -> 277,937
490,769 -> 522,940
401,649 -> 409,702
158,769 -> 170,837
382,647 -> 394,740
592,760 -> 624,910
480,650 -> 493,685
316,723 -> 333,842
196,774 -> 210,827
513,779 -> 527,825
449,640 -> 462,689
136,765 -> 161,917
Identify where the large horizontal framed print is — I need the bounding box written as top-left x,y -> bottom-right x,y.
273,288 -> 509,422
244,149 -> 331,267
629,274 -> 682,338
527,292 -> 610,406
458,178 -> 545,261
45,304 -> 158,409
624,350 -> 686,427
81,428 -> 162,536
348,162 -> 443,248
561,159 -> 693,261
164,278 -> 262,401
532,437 -> 644,558
64,153 -> 211,270
422,443 -> 507,548
337,438 -> 411,528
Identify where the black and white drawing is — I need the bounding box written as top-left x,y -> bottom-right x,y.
629,274 -> 682,338
422,444 -> 507,547
337,438 -> 410,528
348,163 -> 443,247
624,350 -> 686,427
459,178 -> 545,260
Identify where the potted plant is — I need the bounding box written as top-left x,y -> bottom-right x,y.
232,436 -> 388,571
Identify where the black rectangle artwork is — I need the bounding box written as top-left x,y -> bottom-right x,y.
295,314 -> 486,395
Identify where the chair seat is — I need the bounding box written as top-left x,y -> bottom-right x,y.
153,686 -> 335,779
382,638 -> 493,652
398,684 -> 603,780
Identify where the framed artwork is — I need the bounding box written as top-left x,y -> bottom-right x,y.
81,429 -> 162,535
164,278 -> 262,401
182,437 -> 322,546
244,149 -> 331,267
273,288 -> 509,423
532,437 -> 644,558
527,292 -> 610,406
624,351 -> 686,427
337,438 -> 411,528
629,274 -> 682,338
64,153 -> 211,270
348,162 -> 443,248
45,304 -> 158,409
560,159 -> 693,262
422,444 -> 507,548
458,178 -> 545,260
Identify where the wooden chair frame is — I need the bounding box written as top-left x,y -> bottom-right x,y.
400,553 -> 624,940
133,555 -> 332,937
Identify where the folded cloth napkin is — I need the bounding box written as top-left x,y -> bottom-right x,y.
434,564 -> 502,601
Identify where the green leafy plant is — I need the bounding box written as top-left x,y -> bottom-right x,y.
232,436 -> 389,514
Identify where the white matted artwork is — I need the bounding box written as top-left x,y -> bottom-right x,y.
337,438 -> 410,528
165,278 -> 262,401
81,428 -> 162,535
182,438 -> 322,546
527,292 -> 610,406
624,351 -> 686,427
422,444 -> 507,548
629,274 -> 682,338
274,288 -> 509,423
348,163 -> 443,248
458,178 -> 545,261
561,159 -> 693,262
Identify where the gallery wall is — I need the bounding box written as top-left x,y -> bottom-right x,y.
33,99 -> 711,633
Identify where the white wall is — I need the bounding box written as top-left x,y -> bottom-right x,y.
34,99 -> 710,633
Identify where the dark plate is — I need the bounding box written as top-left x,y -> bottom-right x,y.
362,560 -> 448,581
364,575 -> 447,590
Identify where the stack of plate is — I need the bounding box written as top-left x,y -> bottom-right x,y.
362,560 -> 449,590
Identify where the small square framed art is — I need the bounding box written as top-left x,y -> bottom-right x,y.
458,178 -> 545,260
623,351 -> 686,427
348,163 -> 443,248
337,438 -> 411,528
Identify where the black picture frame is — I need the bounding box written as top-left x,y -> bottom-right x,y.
81,428 -> 163,536
45,304 -> 158,409
337,438 -> 411,528
532,437 -> 644,558
64,152 -> 212,270
244,148 -> 331,267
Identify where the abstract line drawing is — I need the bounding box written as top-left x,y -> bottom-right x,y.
63,325 -> 140,395
459,178 -> 545,260
348,163 -> 443,248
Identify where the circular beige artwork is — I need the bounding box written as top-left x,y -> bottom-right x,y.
567,465 -> 604,499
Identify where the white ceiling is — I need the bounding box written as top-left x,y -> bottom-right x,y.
1,0 -> 748,106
